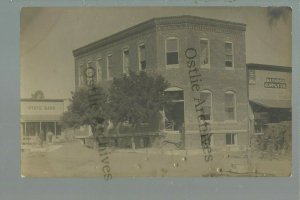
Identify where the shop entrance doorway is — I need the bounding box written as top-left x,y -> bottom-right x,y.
164,87 -> 184,131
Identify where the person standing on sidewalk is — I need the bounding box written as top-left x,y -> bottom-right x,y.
39,130 -> 46,147
47,129 -> 54,144
179,123 -> 185,149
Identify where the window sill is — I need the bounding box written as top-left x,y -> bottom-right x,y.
253,132 -> 264,135
224,120 -> 237,123
166,64 -> 179,69
163,130 -> 180,134
225,67 -> 235,70
200,65 -> 210,69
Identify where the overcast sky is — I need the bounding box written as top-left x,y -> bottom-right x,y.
20,7 -> 291,99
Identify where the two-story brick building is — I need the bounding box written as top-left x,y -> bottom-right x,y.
73,15 -> 249,149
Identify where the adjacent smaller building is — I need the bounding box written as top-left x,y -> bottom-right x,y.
247,63 -> 292,136
20,99 -> 65,144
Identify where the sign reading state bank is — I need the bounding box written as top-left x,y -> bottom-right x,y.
21,99 -> 64,116
264,77 -> 287,89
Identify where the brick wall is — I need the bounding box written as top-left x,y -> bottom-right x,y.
73,17 -> 249,148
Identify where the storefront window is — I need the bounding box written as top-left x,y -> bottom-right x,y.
41,122 -> 55,135
25,122 -> 40,137
56,123 -> 62,136
226,133 -> 237,145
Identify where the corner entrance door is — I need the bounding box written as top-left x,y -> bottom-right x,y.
164,87 -> 184,131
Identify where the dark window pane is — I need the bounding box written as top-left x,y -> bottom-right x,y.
225,43 -> 232,53
140,60 -> 146,70
225,107 -> 234,120
165,90 -> 184,101
139,45 -> 146,60
225,61 -> 232,67
56,124 -> 61,136
167,52 -> 179,65
200,40 -> 209,66
226,134 -> 232,145
225,93 -> 234,107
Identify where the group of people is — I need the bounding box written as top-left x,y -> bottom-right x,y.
38,129 -> 54,147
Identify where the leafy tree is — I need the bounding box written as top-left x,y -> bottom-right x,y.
62,71 -> 170,135
108,71 -> 170,132
62,86 -> 108,136
267,7 -> 290,26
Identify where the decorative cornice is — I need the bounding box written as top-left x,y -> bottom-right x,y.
73,15 -> 246,57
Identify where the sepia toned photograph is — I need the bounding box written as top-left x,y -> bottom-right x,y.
20,7 -> 292,178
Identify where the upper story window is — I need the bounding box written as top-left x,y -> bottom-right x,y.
122,49 -> 130,75
87,62 -> 96,86
166,37 -> 179,68
97,58 -> 103,81
200,39 -> 210,68
248,69 -> 256,84
79,65 -> 85,86
138,44 -> 146,70
200,90 -> 212,121
106,54 -> 112,80
224,91 -> 236,121
225,42 -> 234,68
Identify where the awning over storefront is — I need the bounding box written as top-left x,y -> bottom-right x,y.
21,115 -> 61,122
249,99 -> 291,109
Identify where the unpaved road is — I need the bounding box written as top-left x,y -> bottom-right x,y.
21,142 -> 291,178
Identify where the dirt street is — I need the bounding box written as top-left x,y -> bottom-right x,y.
21,142 -> 291,178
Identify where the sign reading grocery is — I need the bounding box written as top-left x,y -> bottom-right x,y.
264,77 -> 286,89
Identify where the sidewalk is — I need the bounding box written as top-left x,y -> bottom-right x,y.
21,143 -> 62,153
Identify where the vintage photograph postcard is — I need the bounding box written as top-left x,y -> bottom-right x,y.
20,7 -> 291,178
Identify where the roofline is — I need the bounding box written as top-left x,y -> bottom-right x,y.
21,98 -> 64,102
247,63 -> 292,72
73,15 -> 246,57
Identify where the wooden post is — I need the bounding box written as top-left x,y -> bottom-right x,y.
24,122 -> 28,144
54,122 -> 57,137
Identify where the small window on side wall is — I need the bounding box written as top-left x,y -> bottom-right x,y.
166,38 -> 179,67
79,65 -> 85,86
106,54 -> 112,80
97,58 -> 103,81
138,44 -> 146,70
123,49 -> 130,75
